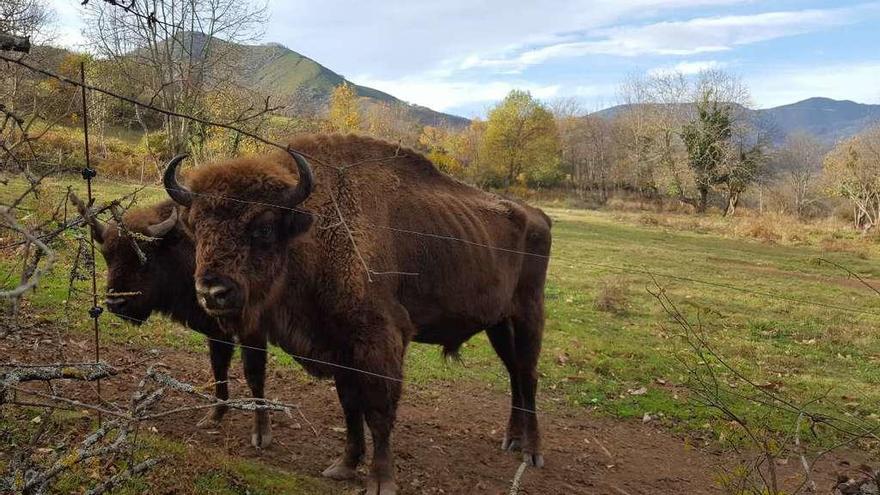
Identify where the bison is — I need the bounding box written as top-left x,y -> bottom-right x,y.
162,134 -> 552,495
69,193 -> 273,447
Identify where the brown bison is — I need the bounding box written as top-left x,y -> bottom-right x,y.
69,193 -> 273,447
163,134 -> 552,495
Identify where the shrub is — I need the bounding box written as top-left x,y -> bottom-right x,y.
594,277 -> 629,315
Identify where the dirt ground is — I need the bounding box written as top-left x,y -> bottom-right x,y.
1,320 -> 860,494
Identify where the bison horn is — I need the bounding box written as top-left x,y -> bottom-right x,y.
284,149 -> 314,208
146,208 -> 178,238
68,191 -> 107,243
163,154 -> 193,207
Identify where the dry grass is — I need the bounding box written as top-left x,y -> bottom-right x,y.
594,277 -> 630,315
596,208 -> 879,258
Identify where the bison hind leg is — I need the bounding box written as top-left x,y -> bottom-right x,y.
512,299 -> 545,468
486,319 -> 526,453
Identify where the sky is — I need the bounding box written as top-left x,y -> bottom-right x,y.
49,0 -> 880,118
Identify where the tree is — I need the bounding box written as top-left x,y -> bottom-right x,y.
82,0 -> 269,154
326,83 -> 361,133
823,126 -> 880,231
479,90 -> 559,188
720,137 -> 766,217
617,72 -> 690,200
680,90 -> 733,212
0,0 -> 53,40
552,99 -> 619,203
364,100 -> 419,146
616,69 -> 756,210
771,132 -> 826,218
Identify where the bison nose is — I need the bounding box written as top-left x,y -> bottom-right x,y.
196,274 -> 240,313
105,296 -> 127,313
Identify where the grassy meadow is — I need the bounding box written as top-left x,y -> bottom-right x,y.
3,173 -> 880,491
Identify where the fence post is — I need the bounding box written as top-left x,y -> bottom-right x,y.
80,61 -> 103,424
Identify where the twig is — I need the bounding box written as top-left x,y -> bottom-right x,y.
0,210 -> 56,299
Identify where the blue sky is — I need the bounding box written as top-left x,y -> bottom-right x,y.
49,0 -> 880,118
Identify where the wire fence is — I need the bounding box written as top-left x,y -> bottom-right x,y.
2,40 -> 880,495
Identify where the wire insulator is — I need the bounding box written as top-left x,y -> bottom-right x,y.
88,306 -> 103,319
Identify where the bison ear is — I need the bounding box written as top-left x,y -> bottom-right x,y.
285,210 -> 313,238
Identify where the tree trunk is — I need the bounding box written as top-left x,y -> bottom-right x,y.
723,191 -> 740,217
697,185 -> 709,213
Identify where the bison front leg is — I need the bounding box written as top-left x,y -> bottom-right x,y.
358,325 -> 406,495
242,336 -> 272,449
362,375 -> 401,495
197,337 -> 235,428
322,371 -> 365,480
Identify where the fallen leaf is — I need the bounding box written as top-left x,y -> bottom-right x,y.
628,387 -> 648,396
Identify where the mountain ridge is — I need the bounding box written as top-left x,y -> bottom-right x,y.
594,97 -> 880,144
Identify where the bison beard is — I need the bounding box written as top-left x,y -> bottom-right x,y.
68,193 -> 273,448
163,134 -> 552,495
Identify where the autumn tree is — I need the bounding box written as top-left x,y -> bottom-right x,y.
552,99 -> 620,202
770,132 -> 826,217
616,69 -> 757,210
364,100 -> 420,146
720,137 -> 766,216
479,90 -> 559,188
617,72 -> 691,199
82,0 -> 268,154
326,82 -> 362,133
823,125 -> 880,231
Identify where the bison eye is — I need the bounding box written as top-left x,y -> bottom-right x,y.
251,223 -> 275,244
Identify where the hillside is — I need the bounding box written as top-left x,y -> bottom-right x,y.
594,97 -> 880,144
755,97 -> 880,144
231,39 -> 469,128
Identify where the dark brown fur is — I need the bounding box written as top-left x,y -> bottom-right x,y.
175,134 -> 552,495
91,201 -> 272,444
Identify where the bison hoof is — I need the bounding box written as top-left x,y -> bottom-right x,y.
366,478 -> 398,495
523,452 -> 545,468
502,436 -> 522,452
196,410 -> 223,429
251,429 -> 272,449
321,458 -> 358,480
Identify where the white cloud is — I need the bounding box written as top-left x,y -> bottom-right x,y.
350,75 -> 560,112
648,60 -> 726,77
268,0 -> 753,77
749,62 -> 880,108
466,4 -> 878,71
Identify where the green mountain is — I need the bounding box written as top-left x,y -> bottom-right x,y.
232,40 -> 469,128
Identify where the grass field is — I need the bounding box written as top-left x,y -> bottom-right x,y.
3,174 -> 880,491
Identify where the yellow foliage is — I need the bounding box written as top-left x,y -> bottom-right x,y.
327,83 -> 362,133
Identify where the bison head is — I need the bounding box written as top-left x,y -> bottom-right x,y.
162,151 -> 314,319
70,192 -> 187,324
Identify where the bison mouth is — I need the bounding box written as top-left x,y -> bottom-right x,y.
105,296 -> 150,325
201,306 -> 240,318
196,294 -> 242,317
195,275 -> 243,317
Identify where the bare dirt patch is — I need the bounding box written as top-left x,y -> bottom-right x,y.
1,320 -> 862,494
